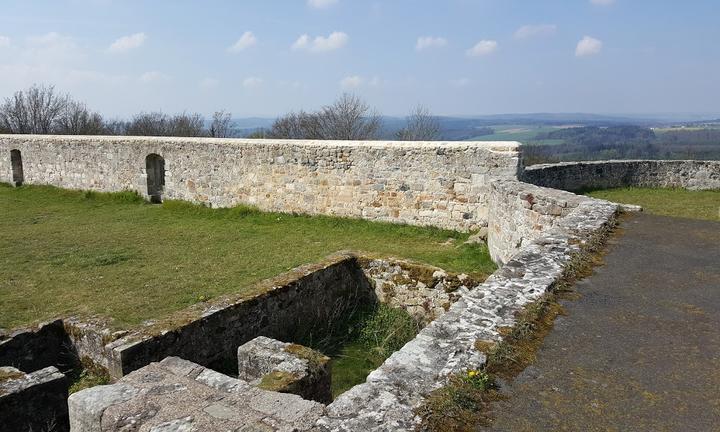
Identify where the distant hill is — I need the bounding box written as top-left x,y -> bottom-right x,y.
231,113 -> 720,140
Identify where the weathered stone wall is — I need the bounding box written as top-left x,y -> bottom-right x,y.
487,180 -> 598,264
95,254 -> 375,378
523,160 -> 720,192
0,135 -> 521,231
0,319 -> 74,374
0,366 -> 69,432
316,187 -> 619,431
359,257 -> 482,325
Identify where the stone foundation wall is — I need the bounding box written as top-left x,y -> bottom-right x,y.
359,257 -> 482,325
523,160 -> 720,192
0,366 -> 69,432
0,320 -> 74,374
0,135 -> 521,231
93,254 -> 375,378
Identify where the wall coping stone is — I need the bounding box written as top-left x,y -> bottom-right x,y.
0,134 -> 520,152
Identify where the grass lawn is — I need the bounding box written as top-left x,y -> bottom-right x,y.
0,184 -> 495,330
587,187 -> 720,222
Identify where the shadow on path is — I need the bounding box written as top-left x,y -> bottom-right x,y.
487,213 -> 720,432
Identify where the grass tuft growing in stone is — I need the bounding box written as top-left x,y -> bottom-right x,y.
0,185 -> 495,329
303,303 -> 420,398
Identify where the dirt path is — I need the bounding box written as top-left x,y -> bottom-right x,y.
486,213 -> 720,432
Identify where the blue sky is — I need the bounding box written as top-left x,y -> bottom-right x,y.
0,0 -> 718,118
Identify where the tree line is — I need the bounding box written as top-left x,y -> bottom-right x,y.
0,84 -> 441,141
525,125 -> 720,165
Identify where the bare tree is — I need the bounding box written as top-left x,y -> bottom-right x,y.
125,112 -> 170,136
269,94 -> 382,140
56,100 -> 105,135
268,110 -> 323,139
317,93 -> 382,140
103,119 -> 130,136
169,112 -> 205,137
396,105 -> 441,141
209,110 -> 234,138
0,84 -> 67,134
124,111 -> 205,137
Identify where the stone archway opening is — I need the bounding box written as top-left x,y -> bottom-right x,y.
10,149 -> 24,187
145,153 -> 165,204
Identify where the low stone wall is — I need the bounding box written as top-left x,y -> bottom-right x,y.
0,252 -> 485,386
487,180 -> 597,264
359,257 -> 482,325
77,254 -> 375,378
0,319 -> 75,374
0,366 -> 69,432
0,135 -> 521,231
316,185 -> 619,431
523,160 -> 720,192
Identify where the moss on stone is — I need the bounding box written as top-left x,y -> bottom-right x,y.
257,371 -> 302,393
0,369 -> 24,382
285,344 -> 330,368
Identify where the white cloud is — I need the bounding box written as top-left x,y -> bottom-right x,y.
514,24 -> 557,40
466,40 -> 498,57
415,36 -> 447,51
292,31 -> 348,53
575,36 -> 603,57
242,77 -> 263,89
0,36 -> 10,48
340,75 -> 363,89
450,78 -> 471,88
24,32 -> 84,65
199,78 -> 219,89
139,71 -> 169,83
108,33 -> 146,53
228,31 -> 257,53
590,0 -> 616,6
307,0 -> 338,9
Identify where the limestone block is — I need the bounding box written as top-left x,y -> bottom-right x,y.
1,366 -> 69,432
69,357 -> 324,432
237,336 -> 332,404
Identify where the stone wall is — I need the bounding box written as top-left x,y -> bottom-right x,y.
0,319 -> 74,374
91,254 -> 375,378
0,135 -> 521,231
523,160 -> 720,192
316,186 -> 619,431
359,257 -> 482,325
487,180 -> 597,264
0,366 -> 69,432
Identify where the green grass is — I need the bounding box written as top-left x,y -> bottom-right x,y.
327,304 -> 419,397
0,184 -> 495,329
469,124 -> 564,142
586,187 -> 720,222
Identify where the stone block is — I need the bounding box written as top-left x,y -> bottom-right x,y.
0,366 -> 69,432
68,357 -> 324,432
238,336 -> 332,404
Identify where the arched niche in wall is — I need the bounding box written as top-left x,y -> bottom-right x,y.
145,153 -> 165,203
10,149 -> 24,187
